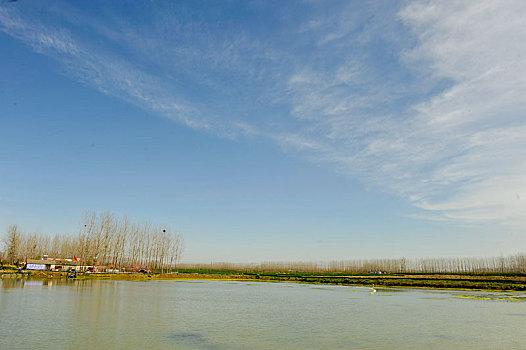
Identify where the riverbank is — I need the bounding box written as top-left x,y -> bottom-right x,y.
178,271 -> 526,291
2,269 -> 525,291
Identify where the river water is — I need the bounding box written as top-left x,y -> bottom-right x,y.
1,278 -> 525,349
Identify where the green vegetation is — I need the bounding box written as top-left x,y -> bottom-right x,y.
172,269 -> 526,291
289,277 -> 526,291
0,264 -> 19,270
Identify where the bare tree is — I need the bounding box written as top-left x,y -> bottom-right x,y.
4,225 -> 22,264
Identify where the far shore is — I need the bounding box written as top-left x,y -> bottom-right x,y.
2,269 -> 525,292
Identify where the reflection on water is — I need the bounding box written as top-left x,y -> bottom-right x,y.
1,277 -> 88,289
1,279 -> 525,349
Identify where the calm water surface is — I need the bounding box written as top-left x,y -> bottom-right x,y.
1,279 -> 525,349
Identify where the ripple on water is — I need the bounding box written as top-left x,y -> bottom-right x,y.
166,332 -> 224,350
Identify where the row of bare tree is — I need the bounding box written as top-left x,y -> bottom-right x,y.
1,212 -> 184,271
179,255 -> 526,274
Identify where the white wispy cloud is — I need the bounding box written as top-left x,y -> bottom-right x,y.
282,1 -> 526,226
2,1 -> 525,227
398,1 -> 526,223
0,5 -> 210,131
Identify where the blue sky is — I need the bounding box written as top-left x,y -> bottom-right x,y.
1,0 -> 525,262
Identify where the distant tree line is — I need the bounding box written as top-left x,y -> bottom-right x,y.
179,255 -> 526,274
1,212 -> 184,271
3,215 -> 525,274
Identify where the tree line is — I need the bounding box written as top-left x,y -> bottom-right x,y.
1,212 -> 184,271
179,255 -> 526,274
3,214 -> 525,274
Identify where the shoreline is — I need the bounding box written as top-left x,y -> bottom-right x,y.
2,270 -> 525,292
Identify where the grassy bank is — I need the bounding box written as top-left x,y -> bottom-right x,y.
2,269 -> 525,291
266,275 -> 526,291
174,269 -> 526,291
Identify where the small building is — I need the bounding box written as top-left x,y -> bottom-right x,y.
25,258 -> 93,272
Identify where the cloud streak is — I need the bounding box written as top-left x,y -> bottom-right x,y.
1,1 -> 525,227
0,5 -> 210,130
